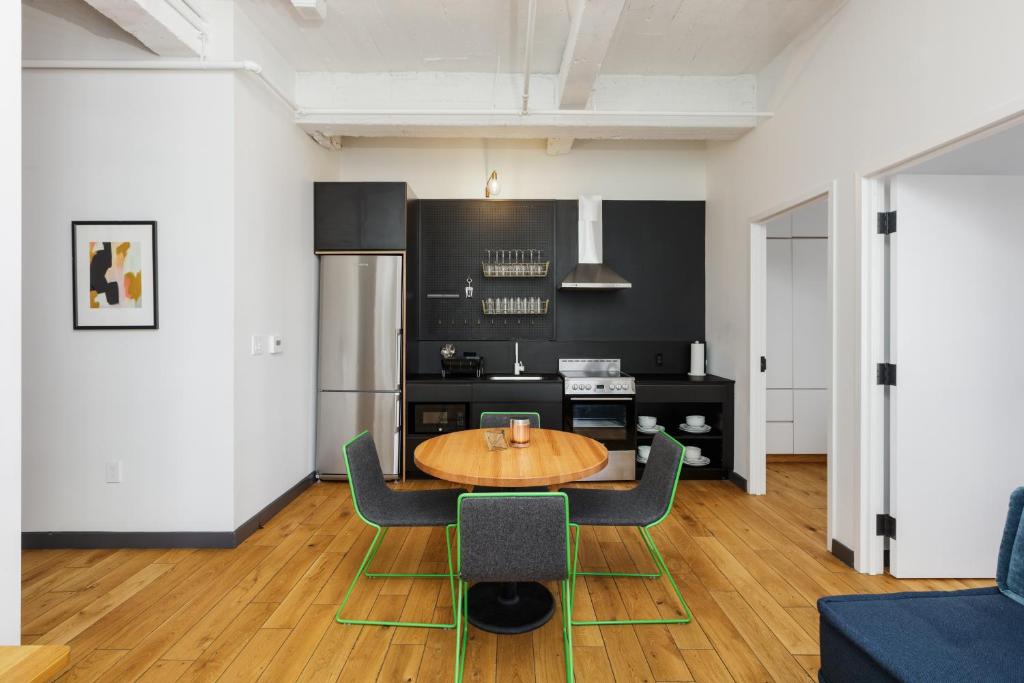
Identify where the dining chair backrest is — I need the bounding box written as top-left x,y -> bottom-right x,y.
342,431 -> 393,525
635,432 -> 685,520
458,493 -> 569,583
479,411 -> 541,429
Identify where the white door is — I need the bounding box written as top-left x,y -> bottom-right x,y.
889,174 -> 1024,577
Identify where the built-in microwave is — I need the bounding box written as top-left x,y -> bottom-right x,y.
411,403 -> 468,434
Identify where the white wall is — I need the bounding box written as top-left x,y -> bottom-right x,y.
334,138 -> 705,200
232,7 -> 337,527
22,68 -> 238,532
22,1 -> 338,537
1,0 -> 21,647
705,0 -> 1024,562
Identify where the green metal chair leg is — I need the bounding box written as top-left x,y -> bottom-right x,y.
570,525 -> 693,626
335,525 -> 457,629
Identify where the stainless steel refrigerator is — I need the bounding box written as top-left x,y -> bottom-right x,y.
316,254 -> 403,480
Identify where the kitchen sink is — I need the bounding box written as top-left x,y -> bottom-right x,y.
488,375 -> 546,381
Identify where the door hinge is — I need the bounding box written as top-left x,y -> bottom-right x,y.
876,513 -> 897,539
876,362 -> 897,386
877,211 -> 897,235
760,356 -> 767,373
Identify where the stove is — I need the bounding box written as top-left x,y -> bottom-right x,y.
558,358 -> 636,396
559,359 -> 637,481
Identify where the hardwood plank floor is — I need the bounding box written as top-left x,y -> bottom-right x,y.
23,463 -> 989,682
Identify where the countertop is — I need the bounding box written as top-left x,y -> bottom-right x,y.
407,373 -> 732,384
632,373 -> 734,384
407,373 -> 562,383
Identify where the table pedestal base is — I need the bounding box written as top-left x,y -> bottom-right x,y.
467,581 -> 555,634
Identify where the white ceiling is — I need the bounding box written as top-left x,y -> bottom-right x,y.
238,0 -> 843,75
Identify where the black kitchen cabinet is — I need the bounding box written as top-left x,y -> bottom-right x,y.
314,182 -> 415,251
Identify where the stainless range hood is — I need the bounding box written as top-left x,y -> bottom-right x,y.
560,195 -> 632,289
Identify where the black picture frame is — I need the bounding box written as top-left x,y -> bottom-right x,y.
71,221 -> 159,330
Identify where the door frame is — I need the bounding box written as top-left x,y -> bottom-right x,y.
748,181 -> 838,551
859,109 -> 1024,574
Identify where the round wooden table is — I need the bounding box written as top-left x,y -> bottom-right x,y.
414,427 -> 608,488
414,427 -> 608,634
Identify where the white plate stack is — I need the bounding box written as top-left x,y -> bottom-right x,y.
683,445 -> 710,467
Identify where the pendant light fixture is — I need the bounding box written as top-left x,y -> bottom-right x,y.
484,170 -> 500,198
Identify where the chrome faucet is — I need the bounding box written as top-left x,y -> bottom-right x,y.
513,342 -> 525,376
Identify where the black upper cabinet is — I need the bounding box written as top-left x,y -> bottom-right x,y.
314,182 -> 414,251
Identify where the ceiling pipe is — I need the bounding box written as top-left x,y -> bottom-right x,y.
21,59 -> 297,112
521,0 -> 537,114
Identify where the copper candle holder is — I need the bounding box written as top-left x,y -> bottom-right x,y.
509,418 -> 531,448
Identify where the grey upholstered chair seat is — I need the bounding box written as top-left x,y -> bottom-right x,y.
345,432 -> 466,528
560,431 -> 683,527
358,487 -> 465,527
560,486 -> 665,527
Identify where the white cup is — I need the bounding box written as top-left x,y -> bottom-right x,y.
638,415 -> 657,428
685,415 -> 706,428
685,446 -> 702,461
637,445 -> 651,463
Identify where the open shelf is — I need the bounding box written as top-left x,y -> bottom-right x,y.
637,461 -> 727,481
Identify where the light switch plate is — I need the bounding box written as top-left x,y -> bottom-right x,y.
251,335 -> 265,355
105,460 -> 122,483
268,335 -> 282,354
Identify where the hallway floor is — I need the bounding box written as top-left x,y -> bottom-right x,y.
22,464 -> 990,681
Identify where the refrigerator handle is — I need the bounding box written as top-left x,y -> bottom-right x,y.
394,393 -> 402,430
395,328 -> 403,389
393,428 -> 401,476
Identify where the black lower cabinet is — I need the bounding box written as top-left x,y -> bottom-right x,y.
635,377 -> 734,481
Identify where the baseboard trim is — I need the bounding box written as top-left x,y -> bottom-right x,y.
234,472 -> 317,545
728,471 -> 748,492
830,538 -> 855,568
21,530 -> 237,549
22,472 -> 317,550
767,454 -> 827,464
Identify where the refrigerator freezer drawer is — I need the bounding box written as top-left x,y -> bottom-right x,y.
317,390 -> 401,479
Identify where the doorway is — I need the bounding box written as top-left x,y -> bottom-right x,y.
749,186 -> 838,553
865,117 -> 1024,578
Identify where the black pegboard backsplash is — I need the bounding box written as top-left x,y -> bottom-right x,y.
418,200 -> 556,341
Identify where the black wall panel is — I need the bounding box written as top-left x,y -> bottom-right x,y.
417,200 -> 556,341
409,199 -> 705,375
554,200 -> 704,341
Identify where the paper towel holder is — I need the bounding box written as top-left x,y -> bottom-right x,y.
688,340 -> 707,377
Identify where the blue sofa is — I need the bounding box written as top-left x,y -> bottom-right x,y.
817,488 -> 1024,683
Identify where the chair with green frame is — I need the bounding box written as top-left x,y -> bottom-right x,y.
478,411 -> 541,429
560,431 -> 693,627
334,430 -> 465,629
449,491 -> 578,682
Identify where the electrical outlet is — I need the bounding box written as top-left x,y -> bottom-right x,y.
105,461 -> 122,483
655,353 -> 663,366
251,335 -> 265,355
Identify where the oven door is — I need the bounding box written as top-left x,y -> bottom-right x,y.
563,396 -> 636,452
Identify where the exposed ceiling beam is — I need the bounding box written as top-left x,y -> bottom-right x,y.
291,0 -> 327,21
83,0 -> 205,57
557,0 -> 628,109
295,110 -> 769,141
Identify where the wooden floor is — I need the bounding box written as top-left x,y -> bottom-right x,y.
22,463 -> 991,682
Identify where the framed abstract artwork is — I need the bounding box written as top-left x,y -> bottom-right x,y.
71,221 -> 159,329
